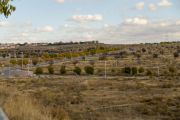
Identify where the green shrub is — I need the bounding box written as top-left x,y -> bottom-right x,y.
35,67 -> 43,75
98,69 -> 102,73
124,67 -> 131,74
146,70 -> 152,75
73,66 -> 81,75
111,69 -> 115,73
164,71 -> 168,74
84,66 -> 94,75
139,67 -> 145,73
132,67 -> 137,75
60,66 -> 66,75
48,64 -> 54,75
169,67 -> 175,73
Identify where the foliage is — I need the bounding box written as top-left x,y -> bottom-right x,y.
169,66 -> 175,73
146,70 -> 152,75
136,54 -> 141,58
72,60 -> 78,66
153,54 -> 158,58
48,64 -> 54,75
132,67 -> 137,75
60,66 -> 66,75
32,59 -> 38,66
42,54 -> 50,58
111,69 -> 115,73
0,0 -> 16,18
73,66 -> 81,75
10,59 -> 17,65
139,67 -> 145,73
98,69 -> 102,73
2,54 -> 6,58
35,67 -> 43,75
84,66 -> 94,75
124,67 -> 131,74
99,55 -> 107,60
142,48 -> 146,52
173,52 -> 179,58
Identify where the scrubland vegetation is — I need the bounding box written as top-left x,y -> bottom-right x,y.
0,76 -> 180,120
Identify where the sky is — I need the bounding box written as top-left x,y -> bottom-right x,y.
0,0 -> 180,44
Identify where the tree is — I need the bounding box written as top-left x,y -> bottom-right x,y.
132,67 -> 137,75
139,67 -> 145,73
153,54 -> 158,58
124,67 -> 131,74
60,66 -> 66,75
23,59 -> 28,67
32,59 -> 38,66
17,59 -> 22,67
169,66 -> 175,73
174,52 -> 179,58
10,59 -> 16,67
48,64 -> 54,75
2,54 -> 6,58
84,66 -> 94,75
136,54 -> 141,59
35,67 -> 43,75
146,70 -> 152,75
73,66 -> 81,75
0,0 -> 16,18
142,48 -> 146,52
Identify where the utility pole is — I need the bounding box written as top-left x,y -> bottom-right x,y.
28,59 -> 29,76
105,57 -> 106,79
9,54 -> 10,77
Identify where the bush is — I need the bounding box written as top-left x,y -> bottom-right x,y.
142,48 -> 146,52
48,64 -> 54,75
60,66 -> 66,75
124,67 -> 131,74
153,54 -> 158,58
164,71 -> 168,74
146,70 -> 152,75
84,66 -> 94,75
136,54 -> 141,58
132,67 -> 137,75
111,69 -> 115,73
169,67 -> 175,73
73,66 -> 81,75
35,67 -> 43,75
2,54 -> 6,58
99,55 -> 106,60
98,69 -> 102,73
174,52 -> 179,58
139,67 -> 145,73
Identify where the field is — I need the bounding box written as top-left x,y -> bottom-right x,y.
25,43 -> 180,77
0,76 -> 180,120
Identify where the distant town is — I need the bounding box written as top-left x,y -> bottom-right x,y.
0,41 -> 99,50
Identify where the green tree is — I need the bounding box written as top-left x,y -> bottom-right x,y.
60,66 -> 66,75
146,70 -> 152,75
139,67 -> 145,73
35,67 -> 43,75
124,67 -> 131,74
23,59 -> 28,67
48,64 -> 54,75
169,66 -> 175,73
10,59 -> 16,67
132,67 -> 137,75
84,66 -> 94,75
73,66 -> 81,75
0,0 -> 16,18
2,54 -> 6,58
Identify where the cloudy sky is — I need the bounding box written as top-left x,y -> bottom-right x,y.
0,0 -> 180,44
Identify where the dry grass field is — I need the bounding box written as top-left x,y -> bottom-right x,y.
0,76 -> 180,120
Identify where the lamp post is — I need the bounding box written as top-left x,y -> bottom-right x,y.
9,53 -> 10,77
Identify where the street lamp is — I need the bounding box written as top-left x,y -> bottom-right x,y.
9,53 -> 10,77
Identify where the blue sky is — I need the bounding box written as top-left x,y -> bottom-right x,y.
0,0 -> 180,44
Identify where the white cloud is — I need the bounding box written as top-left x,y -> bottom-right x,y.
120,7 -> 129,10
67,14 -> 103,23
33,26 -> 54,33
21,33 -> 29,37
158,0 -> 173,7
134,2 -> 145,10
149,4 -> 158,10
103,24 -> 109,28
136,15 -> 149,19
0,22 -> 16,27
56,0 -> 65,3
115,8 -> 118,11
176,21 -> 180,25
24,21 -> 32,26
73,7 -> 81,11
125,17 -> 148,25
